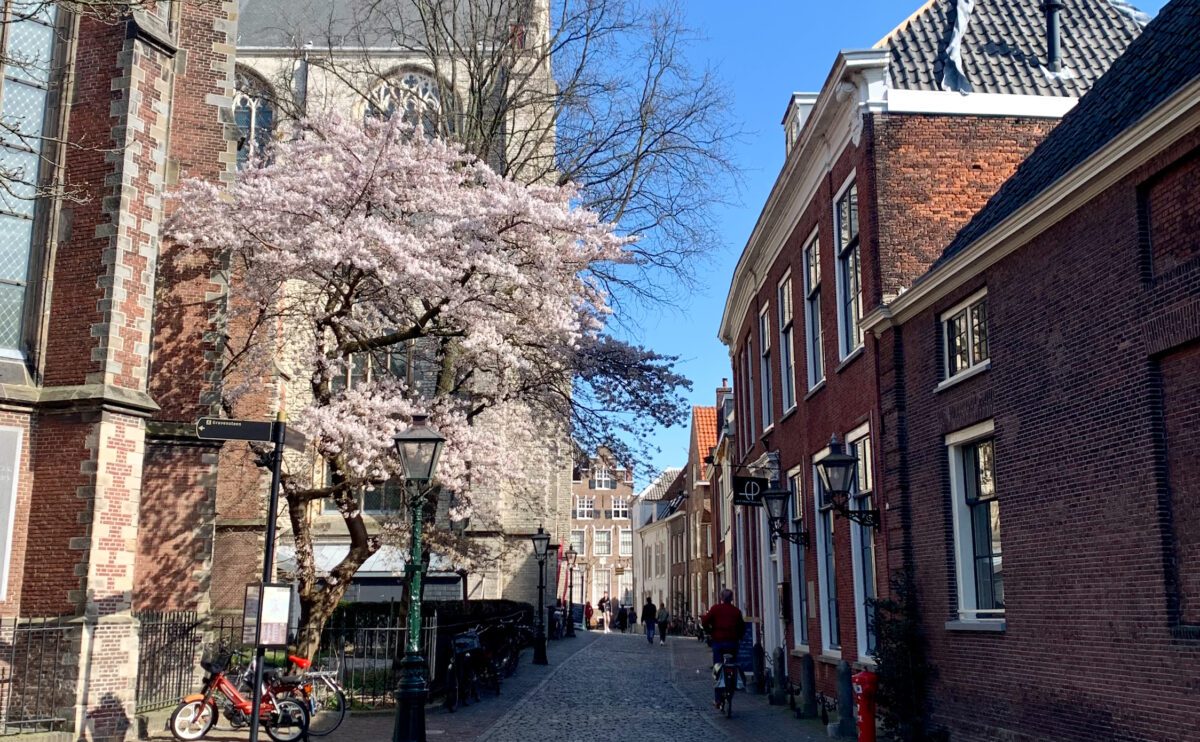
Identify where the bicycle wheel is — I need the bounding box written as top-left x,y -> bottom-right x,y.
265,698 -> 309,742
169,700 -> 215,741
724,690 -> 733,718
296,686 -> 347,737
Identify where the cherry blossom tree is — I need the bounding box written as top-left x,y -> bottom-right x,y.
166,114 -> 691,656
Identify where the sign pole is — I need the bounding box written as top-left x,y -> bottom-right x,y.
248,411 -> 287,742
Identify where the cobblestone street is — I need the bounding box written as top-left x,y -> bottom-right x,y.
147,631 -> 830,741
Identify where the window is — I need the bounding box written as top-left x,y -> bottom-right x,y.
592,467 -> 615,490
847,426 -> 877,657
592,569 -> 610,604
612,498 -> 629,519
942,290 -> 990,380
759,308 -> 773,429
570,529 -> 586,556
367,68 -> 446,137
0,427 -> 23,599
0,2 -> 59,354
744,339 -> 756,440
324,478 -> 403,513
778,275 -> 796,411
813,454 -> 840,652
594,529 -> 612,556
787,467 -> 808,647
234,67 -> 274,168
947,422 -> 1003,622
835,180 -> 863,358
643,546 -> 652,578
803,232 -> 825,388
574,496 -> 594,519
619,529 -> 632,556
655,542 -> 665,576
330,346 -> 411,393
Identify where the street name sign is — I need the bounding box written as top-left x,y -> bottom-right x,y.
196,417 -> 274,443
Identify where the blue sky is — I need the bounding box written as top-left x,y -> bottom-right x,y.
628,0 -> 1170,483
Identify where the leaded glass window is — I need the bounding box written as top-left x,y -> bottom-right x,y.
943,293 -> 990,380
234,68 -> 274,168
367,69 -> 445,137
0,1 -> 58,353
835,181 -> 863,358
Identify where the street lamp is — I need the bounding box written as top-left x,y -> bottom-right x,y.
564,547 -> 578,638
815,435 -> 878,528
762,489 -> 808,547
391,415 -> 445,742
530,525 -> 551,665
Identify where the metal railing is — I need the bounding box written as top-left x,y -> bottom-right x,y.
135,611 -> 203,713
210,613 -> 438,709
0,618 -> 74,736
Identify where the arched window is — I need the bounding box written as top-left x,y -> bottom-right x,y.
0,2 -> 59,354
366,69 -> 445,137
234,68 -> 274,168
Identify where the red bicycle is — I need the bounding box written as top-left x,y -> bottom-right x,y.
168,650 -> 308,741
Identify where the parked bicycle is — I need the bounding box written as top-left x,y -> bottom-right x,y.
271,654 -> 348,736
443,627 -> 484,711
168,649 -> 308,741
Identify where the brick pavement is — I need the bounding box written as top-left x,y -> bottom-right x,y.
145,631 -> 833,740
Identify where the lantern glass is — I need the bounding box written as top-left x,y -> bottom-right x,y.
763,489 -> 789,521
392,415 -> 446,482
816,436 -> 858,499
531,525 -> 551,560
566,547 -> 578,568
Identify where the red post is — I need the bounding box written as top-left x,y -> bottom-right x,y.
853,670 -> 879,742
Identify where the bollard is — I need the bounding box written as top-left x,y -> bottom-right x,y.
798,654 -> 817,719
752,641 -> 767,694
832,660 -> 856,738
769,647 -> 788,705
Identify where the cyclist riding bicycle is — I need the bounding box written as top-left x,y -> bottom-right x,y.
701,589 -> 746,710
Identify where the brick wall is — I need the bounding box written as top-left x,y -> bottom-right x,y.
884,126 -> 1200,741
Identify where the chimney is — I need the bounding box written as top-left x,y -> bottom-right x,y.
1042,0 -> 1065,72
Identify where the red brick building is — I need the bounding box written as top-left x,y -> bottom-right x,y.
866,2 -> 1200,737
0,2 -> 236,738
684,404 -> 717,619
717,0 -> 1142,704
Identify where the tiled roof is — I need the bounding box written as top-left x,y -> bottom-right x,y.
934,0 -> 1200,267
692,406 -> 718,463
637,467 -> 683,502
879,0 -> 1145,97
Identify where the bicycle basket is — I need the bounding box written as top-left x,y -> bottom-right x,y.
200,648 -> 233,674
453,632 -> 481,652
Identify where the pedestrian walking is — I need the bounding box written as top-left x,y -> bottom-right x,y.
656,605 -> 671,645
617,605 -> 628,632
599,594 -> 610,633
628,604 -> 637,631
641,597 -> 658,644
584,601 -> 594,630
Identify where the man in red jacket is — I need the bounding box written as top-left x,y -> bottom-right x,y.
702,589 -> 746,707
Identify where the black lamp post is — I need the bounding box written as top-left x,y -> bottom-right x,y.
531,525 -> 551,665
762,488 -> 808,547
391,415 -> 445,742
815,435 -> 878,528
564,547 -> 578,638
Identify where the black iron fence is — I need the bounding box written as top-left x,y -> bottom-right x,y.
135,611 -> 203,714
209,612 -> 439,709
0,618 -> 74,736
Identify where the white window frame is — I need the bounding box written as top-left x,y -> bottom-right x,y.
787,465 -> 808,650
833,174 -> 864,361
576,496 -> 595,519
802,229 -> 825,390
612,497 -> 629,519
759,306 -> 773,430
594,528 -> 612,556
744,338 -> 756,440
946,420 -> 1005,626
813,448 -> 840,656
938,288 -> 991,389
619,528 -> 632,556
593,466 -> 615,490
846,423 -> 877,662
778,273 -> 796,413
0,427 -> 22,600
570,528 -> 586,556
